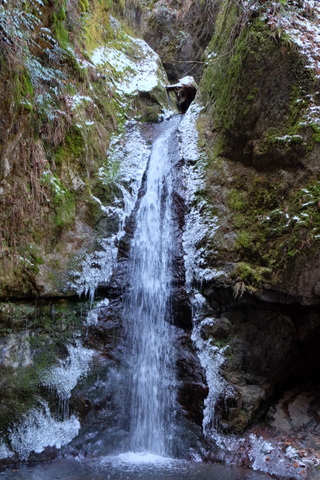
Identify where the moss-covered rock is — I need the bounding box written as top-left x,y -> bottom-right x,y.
196,0 -> 320,299
0,0 -> 172,298
200,1 -> 318,167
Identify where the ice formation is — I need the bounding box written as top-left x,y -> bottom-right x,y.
9,402 -> 80,461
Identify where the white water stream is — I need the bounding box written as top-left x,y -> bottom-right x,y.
122,116 -> 181,455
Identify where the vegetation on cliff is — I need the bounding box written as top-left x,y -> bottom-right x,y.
0,0 -> 170,298
191,2 -> 320,471
198,0 -> 320,296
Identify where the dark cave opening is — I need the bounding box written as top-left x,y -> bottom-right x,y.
279,321 -> 320,392
166,81 -> 197,113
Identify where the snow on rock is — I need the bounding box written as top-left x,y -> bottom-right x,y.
40,342 -> 94,403
0,439 -> 13,460
263,0 -> 320,77
67,35 -> 172,299
91,35 -> 167,95
68,235 -> 119,301
180,102 -> 223,288
167,75 -> 198,90
191,294 -> 228,436
180,103 -> 230,444
68,121 -> 152,299
247,434 -> 311,479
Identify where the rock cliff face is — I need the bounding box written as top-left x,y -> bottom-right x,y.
123,0 -> 218,82
0,0 -> 173,299
182,0 -> 320,476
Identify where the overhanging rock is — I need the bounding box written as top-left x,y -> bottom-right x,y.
166,76 -> 197,113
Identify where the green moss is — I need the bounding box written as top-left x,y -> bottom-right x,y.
232,262 -> 271,287
228,189 -> 246,211
82,0 -> 113,53
135,106 -> 160,123
79,0 -> 89,12
212,339 -> 229,348
227,173 -> 320,278
201,5 -> 243,131
197,0 -> 320,288
51,2 -> 69,49
311,125 -> 320,143
91,79 -> 124,127
16,243 -> 43,275
84,195 -> 103,225
235,231 -> 252,250
13,69 -> 34,111
246,87 -> 259,101
54,190 -> 76,227
54,127 -> 85,166
200,1 -> 316,164
42,172 -> 76,228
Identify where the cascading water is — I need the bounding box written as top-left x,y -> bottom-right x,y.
121,115 -> 182,456
0,110 -> 275,480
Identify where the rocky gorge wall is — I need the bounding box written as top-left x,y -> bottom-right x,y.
182,0 -> 320,477
0,0 -> 210,466
123,0 -> 218,83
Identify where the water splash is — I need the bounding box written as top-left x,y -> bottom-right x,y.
112,452 -> 174,465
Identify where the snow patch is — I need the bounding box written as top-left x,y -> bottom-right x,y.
191,295 -> 228,436
180,103 -> 221,288
91,36 -> 166,95
248,435 -> 308,479
0,438 -> 14,459
40,342 -> 94,405
264,0 -> 320,77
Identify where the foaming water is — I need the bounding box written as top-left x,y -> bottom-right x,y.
113,451 -> 173,464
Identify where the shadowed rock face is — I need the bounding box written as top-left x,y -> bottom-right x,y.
195,281 -> 320,465
123,0 -> 219,82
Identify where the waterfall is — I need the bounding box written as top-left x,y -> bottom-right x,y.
121,115 -> 182,456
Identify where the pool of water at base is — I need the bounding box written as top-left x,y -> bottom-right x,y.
0,453 -> 274,480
